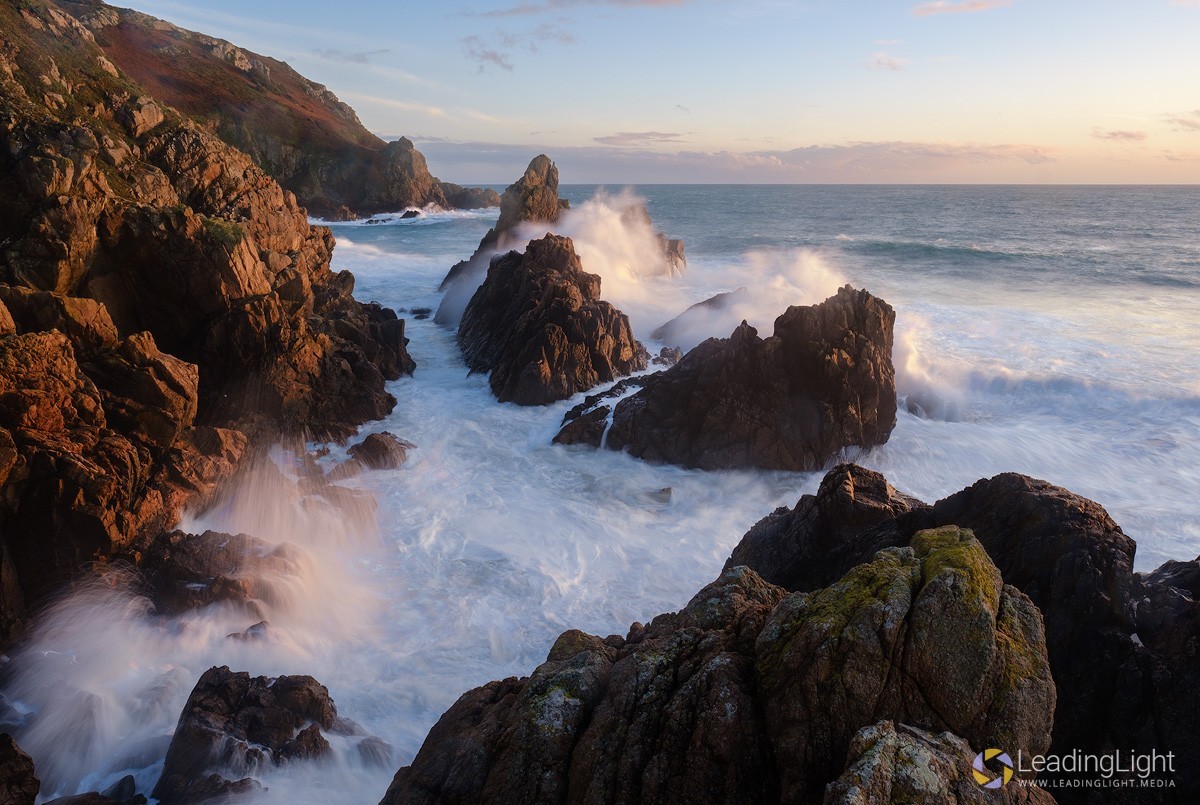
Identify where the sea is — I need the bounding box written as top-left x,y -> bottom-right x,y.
4,185 -> 1199,803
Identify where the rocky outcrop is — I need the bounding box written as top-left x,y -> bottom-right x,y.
436,155 -> 568,325
826,721 -> 1054,804
0,734 -> 39,805
458,235 -> 648,405
153,666 -> 377,803
57,1 -> 494,218
0,288 -> 245,644
566,285 -> 896,470
726,463 -> 1199,802
651,287 -> 748,352
383,527 -> 1055,804
619,202 -> 686,277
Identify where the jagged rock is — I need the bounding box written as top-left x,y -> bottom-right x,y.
457,234 -> 647,405
59,2 -> 489,217
383,529 -> 1054,804
153,666 -> 352,803
139,530 -> 304,616
725,464 -> 1200,803
825,721 -> 1055,804
651,346 -> 683,366
436,155 -> 568,324
0,733 -> 39,805
603,285 -> 896,470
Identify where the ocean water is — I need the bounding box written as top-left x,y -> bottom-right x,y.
4,186 -> 1198,803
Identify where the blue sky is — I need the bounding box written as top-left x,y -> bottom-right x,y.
117,0 -> 1200,183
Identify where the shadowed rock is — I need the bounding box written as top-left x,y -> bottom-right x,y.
0,734 -> 39,805
458,234 -> 647,405
381,528 -> 1054,804
593,285 -> 896,470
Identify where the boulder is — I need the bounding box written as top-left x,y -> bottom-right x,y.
458,234 -> 648,405
383,529 -> 1054,804
348,432 -> 415,470
725,464 -> 1200,802
600,285 -> 896,470
0,733 -> 39,805
152,666 -> 354,803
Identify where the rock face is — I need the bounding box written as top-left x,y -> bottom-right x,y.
826,721 -> 1054,805
726,463 -> 1200,803
57,1 -> 496,217
577,285 -> 896,470
458,235 -> 648,405
0,733 -> 39,805
382,528 -> 1055,804
0,0 -> 413,644
153,666 -> 358,803
436,155 -> 568,325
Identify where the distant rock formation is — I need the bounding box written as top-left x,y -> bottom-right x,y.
651,287 -> 748,351
726,463 -> 1200,802
458,234 -> 647,405
154,666 -> 389,803
436,155 -> 569,325
619,202 -> 686,276
560,286 -> 896,470
381,526 -> 1055,804
56,0 -> 499,218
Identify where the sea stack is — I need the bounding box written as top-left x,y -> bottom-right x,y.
559,285 -> 897,471
458,234 -> 648,405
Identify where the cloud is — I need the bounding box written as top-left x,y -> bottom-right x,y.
1092,129 -> 1147,142
341,92 -> 452,119
912,0 -> 1012,16
674,104 -> 691,113
594,131 -> 686,146
313,48 -> 390,64
478,0 -> 688,17
868,52 -> 910,71
1164,110 -> 1200,131
461,35 -> 515,72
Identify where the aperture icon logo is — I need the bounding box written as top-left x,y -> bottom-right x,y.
974,748 -> 1014,789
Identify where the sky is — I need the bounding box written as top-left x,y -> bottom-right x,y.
115,0 -> 1200,184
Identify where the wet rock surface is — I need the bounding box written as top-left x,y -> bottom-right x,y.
458,234 -> 648,405
383,527 -> 1054,804
0,733 -> 39,805
599,285 -> 897,470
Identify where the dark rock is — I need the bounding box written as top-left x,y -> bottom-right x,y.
139,530 -> 303,616
439,183 -> 501,210
400,209 -> 421,220
551,406 -> 610,448
0,733 -> 39,805
652,287 -> 748,351
348,432 -> 415,470
458,235 -> 648,405
44,791 -> 146,805
152,666 -> 342,803
725,464 -> 1200,802
99,774 -> 139,802
605,285 -> 897,470
559,376 -> 647,427
826,721 -> 1055,804
383,529 -> 1054,804
226,620 -> 271,642
356,736 -> 398,769
436,155 -> 568,324
651,346 -> 683,366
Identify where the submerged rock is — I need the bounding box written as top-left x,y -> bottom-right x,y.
601,285 -> 897,470
458,234 -> 648,405
153,666 -> 363,803
382,528 -> 1054,804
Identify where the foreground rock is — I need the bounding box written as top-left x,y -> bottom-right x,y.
59,1 -> 495,218
727,463 -> 1199,802
827,721 -> 1054,805
563,285 -> 896,470
458,235 -> 648,405
154,666 -> 387,803
383,527 -> 1054,804
0,734 -> 39,805
436,155 -> 568,325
